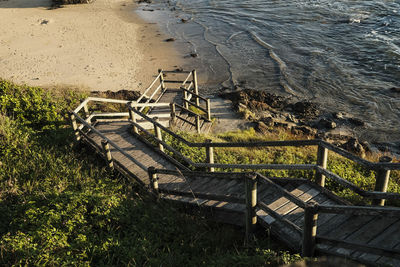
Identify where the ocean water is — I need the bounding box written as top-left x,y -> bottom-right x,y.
138,0 -> 400,143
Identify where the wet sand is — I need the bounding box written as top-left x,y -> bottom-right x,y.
0,0 -> 183,92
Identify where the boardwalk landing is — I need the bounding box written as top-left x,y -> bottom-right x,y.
80,120 -> 400,266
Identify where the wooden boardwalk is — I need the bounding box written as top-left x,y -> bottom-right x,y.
70,70 -> 400,266
78,119 -> 400,266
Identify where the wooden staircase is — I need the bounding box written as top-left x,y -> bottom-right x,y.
69,72 -> 400,266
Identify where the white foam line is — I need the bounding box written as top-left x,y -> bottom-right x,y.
250,31 -> 299,96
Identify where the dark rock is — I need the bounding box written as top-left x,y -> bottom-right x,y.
219,89 -> 288,116
255,121 -> 270,135
341,138 -> 366,158
317,118 -> 337,129
291,126 -> 317,136
165,38 -> 175,42
138,0 -> 151,3
274,121 -> 291,129
175,67 -> 183,72
293,101 -> 320,118
285,113 -> 299,124
181,18 -> 189,23
333,112 -> 345,120
390,87 -> 400,93
348,118 -> 365,127
324,133 -> 352,142
190,53 -> 198,58
360,141 -> 372,153
247,100 -> 274,112
379,156 -> 393,163
261,117 -> 274,127
239,89 -> 288,109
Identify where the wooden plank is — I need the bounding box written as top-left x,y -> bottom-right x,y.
275,187 -> 320,216
158,189 -> 243,204
376,256 -> 400,266
203,179 -> 242,208
364,219 -> 400,250
159,176 -> 186,191
284,193 -> 328,223
345,216 -> 398,244
312,214 -> 351,237
214,184 -> 244,208
333,216 -> 399,262
323,215 -> 376,241
257,184 -> 307,225
266,184 -> 312,211
262,185 -> 317,224
217,181 -> 249,210
184,177 -> 215,192
158,174 -> 184,187
313,200 -> 340,227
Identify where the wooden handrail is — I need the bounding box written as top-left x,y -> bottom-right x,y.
137,72 -> 162,103
182,99 -> 209,116
257,173 -> 308,209
72,111 -> 148,171
316,166 -> 400,200
162,70 -> 192,74
180,86 -> 208,102
174,103 -> 208,123
72,97 -> 400,207
317,204 -> 400,217
181,72 -> 192,86
126,103 -> 399,168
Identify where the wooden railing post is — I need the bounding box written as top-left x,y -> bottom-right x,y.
129,102 -> 139,134
192,69 -> 200,107
206,98 -> 211,121
315,144 -> 328,187
182,87 -> 189,109
302,202 -> 318,257
101,139 -> 114,170
170,103 -> 176,123
373,156 -> 393,206
245,173 -> 257,244
153,117 -> 164,152
205,139 -> 215,172
83,100 -> 90,120
158,69 -> 166,92
195,115 -> 201,134
148,166 -> 159,198
69,112 -> 81,142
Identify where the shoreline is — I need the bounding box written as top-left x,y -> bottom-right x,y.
0,0 -> 183,92
140,0 -> 400,146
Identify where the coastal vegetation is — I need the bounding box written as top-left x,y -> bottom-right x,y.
0,80 -> 301,265
1,80 -> 399,265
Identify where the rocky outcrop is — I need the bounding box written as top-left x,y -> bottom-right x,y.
220,88 -> 370,156
91,90 -> 141,101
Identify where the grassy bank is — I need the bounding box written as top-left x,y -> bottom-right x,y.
0,80 -> 300,265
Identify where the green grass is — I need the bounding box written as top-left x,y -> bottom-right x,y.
0,80 -> 301,266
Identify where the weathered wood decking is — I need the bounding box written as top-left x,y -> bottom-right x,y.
80,119 -> 400,266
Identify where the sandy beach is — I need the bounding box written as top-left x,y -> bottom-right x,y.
0,0 -> 183,92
